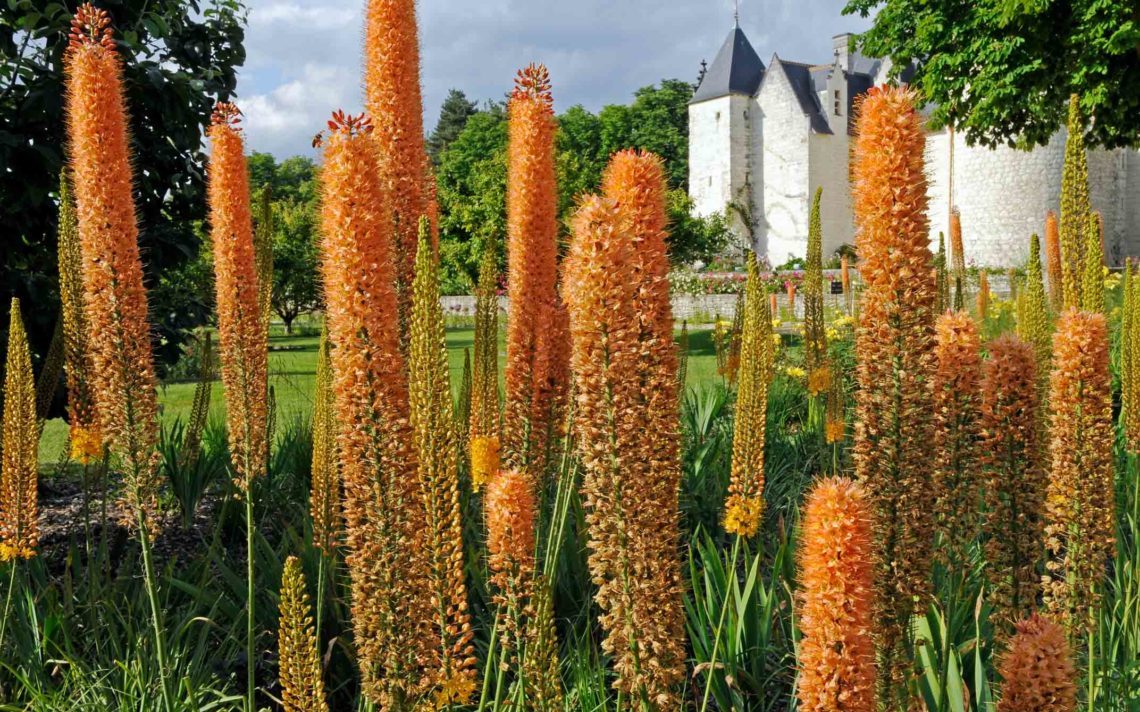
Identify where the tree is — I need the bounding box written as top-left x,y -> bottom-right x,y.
427,89 -> 478,165
245,154 -> 320,333
843,0 -> 1140,148
436,80 -> 708,292
270,200 -> 320,334
0,0 -> 247,367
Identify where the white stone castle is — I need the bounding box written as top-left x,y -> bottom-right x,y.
688,24 -> 1140,267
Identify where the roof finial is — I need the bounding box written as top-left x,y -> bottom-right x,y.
734,0 -> 740,27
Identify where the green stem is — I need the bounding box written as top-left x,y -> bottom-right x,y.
246,493 -> 256,712
699,535 -> 741,712
476,613 -> 500,710
138,513 -> 174,712
315,551 -> 326,648
0,562 -> 17,652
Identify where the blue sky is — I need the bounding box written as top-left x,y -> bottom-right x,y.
236,0 -> 872,158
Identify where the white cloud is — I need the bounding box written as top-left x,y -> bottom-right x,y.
235,0 -> 871,157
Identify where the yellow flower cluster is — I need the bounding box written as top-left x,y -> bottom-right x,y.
723,495 -> 763,538
69,425 -> 104,465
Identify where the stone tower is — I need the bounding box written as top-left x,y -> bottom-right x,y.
687,23 -> 764,244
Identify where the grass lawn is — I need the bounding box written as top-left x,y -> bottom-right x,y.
39,324 -> 721,463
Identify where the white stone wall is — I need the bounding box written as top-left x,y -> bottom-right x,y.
688,95 -> 752,234
809,131 -> 854,259
925,127 -> 1139,267
754,64 -> 811,264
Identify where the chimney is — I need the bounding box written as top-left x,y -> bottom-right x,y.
832,33 -> 852,74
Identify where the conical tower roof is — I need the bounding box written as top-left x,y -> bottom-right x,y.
691,26 -> 765,103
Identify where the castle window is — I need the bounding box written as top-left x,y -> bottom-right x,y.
707,176 -> 712,187
715,111 -> 721,122
834,90 -> 841,115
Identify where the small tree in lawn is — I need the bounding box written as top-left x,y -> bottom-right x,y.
272,200 -> 321,334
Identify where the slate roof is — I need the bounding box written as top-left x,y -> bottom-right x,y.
770,58 -> 834,135
691,26 -> 765,103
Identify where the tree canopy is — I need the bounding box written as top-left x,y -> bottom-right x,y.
844,0 -> 1140,148
427,88 -> 478,166
0,0 -> 247,366
435,79 -> 731,293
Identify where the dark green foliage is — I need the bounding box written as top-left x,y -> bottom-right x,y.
0,0 -> 247,366
427,88 -> 478,165
844,0 -> 1140,148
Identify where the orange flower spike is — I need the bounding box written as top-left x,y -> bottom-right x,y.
503,64 -> 562,480
484,469 -> 536,581
565,195 -> 687,707
796,477 -> 876,712
364,0 -> 435,337
996,615 -> 1077,712
0,300 -> 39,561
1044,211 -> 1063,310
317,110 -> 430,704
1043,309 -> 1115,633
64,3 -> 161,514
207,103 -> 269,491
980,335 -> 1044,629
931,311 -> 982,574
850,85 -> 937,708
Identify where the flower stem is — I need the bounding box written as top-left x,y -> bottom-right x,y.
699,535 -> 741,712
138,513 -> 174,712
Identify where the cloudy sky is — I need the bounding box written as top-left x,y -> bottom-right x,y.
237,0 -> 873,158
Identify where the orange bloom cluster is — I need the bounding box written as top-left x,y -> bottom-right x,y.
0,301 -> 38,561
950,208 -> 965,310
796,477 -> 875,712
483,469 -> 535,655
1043,309 -> 1115,633
408,219 -> 475,703
996,615 -> 1077,712
317,112 -> 431,706
932,311 -> 982,574
64,4 -> 160,516
565,195 -> 686,707
364,0 -> 436,338
980,335 -> 1045,629
207,103 -> 269,492
850,85 -> 937,708
503,64 -> 565,481
1044,211 -> 1063,311
724,252 -> 774,537
977,270 -> 991,320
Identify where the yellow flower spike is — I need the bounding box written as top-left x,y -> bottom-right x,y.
277,556 -> 329,712
0,300 -> 39,561
725,252 -> 775,538
1060,95 -> 1091,310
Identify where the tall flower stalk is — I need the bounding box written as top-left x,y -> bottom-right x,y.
278,556 -> 330,712
1044,211 -> 1063,311
935,232 -> 950,314
950,208 -> 966,310
1081,214 -> 1104,313
0,300 -> 38,563
484,468 -> 535,677
469,240 -> 500,492
207,103 -> 269,711
309,329 -> 338,640
1060,96 -> 1090,310
1122,262 -> 1140,453
63,7 -> 170,706
317,111 -> 430,707
1043,309 -> 1115,636
723,252 -> 773,538
565,195 -> 686,708
503,64 -> 564,482
409,217 -> 476,705
796,477 -> 875,712
364,0 -> 435,339
804,187 -> 828,398
1016,233 -> 1052,390
57,175 -> 100,466
977,270 -> 991,321
980,335 -> 1045,630
851,85 -> 937,708
931,311 -> 982,577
